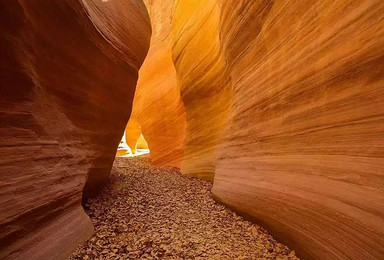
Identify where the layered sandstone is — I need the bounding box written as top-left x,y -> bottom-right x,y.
125,0 -> 186,168
212,1 -> 384,259
2,0 -> 384,259
126,2 -> 384,257
171,0 -> 231,180
0,0 -> 150,259
165,0 -> 384,258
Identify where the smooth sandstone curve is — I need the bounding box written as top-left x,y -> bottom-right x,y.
1,0 -> 383,259
126,0 -> 186,168
213,1 -> 384,259
0,0 -> 151,259
172,0 -> 232,180
125,118 -> 142,154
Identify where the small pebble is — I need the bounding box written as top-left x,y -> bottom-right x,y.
69,155 -> 299,260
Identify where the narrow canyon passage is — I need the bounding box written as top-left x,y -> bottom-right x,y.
1,0 -> 384,259
69,156 -> 298,260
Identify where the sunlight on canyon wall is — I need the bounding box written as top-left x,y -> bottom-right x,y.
125,0 -> 186,168
172,0 -> 232,180
213,1 -> 384,259
1,0 -> 383,259
129,0 -> 384,259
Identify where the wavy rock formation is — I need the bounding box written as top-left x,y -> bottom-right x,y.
2,0 -> 383,259
126,0 -> 186,168
124,119 -> 148,154
172,0 -> 232,180
212,1 -> 384,259
0,0 -> 150,259
125,118 -> 142,154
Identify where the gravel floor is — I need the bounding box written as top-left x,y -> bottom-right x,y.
69,155 -> 299,260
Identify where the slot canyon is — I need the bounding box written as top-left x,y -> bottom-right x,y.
1,0 -> 383,259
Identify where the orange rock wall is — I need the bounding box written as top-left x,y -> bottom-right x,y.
0,0 -> 150,259
2,0 -> 383,259
136,134 -> 149,149
159,0 -> 384,258
126,0 -> 186,167
124,119 -> 148,153
172,0 -> 232,180
125,118 -> 142,154
212,1 -> 384,259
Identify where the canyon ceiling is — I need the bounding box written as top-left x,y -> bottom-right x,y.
1,0 -> 384,260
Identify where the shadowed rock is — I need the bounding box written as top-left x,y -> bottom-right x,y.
0,0 -> 150,259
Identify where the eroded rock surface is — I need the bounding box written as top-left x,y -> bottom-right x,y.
0,0 -> 150,259
125,118 -> 142,154
171,0 -> 231,180
212,1 -> 384,259
138,0 -> 384,258
126,0 -> 186,168
2,0 -> 384,259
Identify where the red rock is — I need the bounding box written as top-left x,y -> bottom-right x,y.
171,0 -> 231,180
136,134 -> 149,150
124,119 -> 148,153
127,0 -> 186,168
125,118 -> 142,154
0,0 -> 150,259
212,1 -> 384,259
2,0 -> 384,259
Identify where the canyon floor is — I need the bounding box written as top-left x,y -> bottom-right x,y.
69,155 -> 299,260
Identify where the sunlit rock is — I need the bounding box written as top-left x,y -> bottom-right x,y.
1,0 -> 384,259
136,134 -> 149,150
125,118 -> 142,154
171,0 -> 231,180
212,1 -> 384,259
128,0 -> 186,168
124,119 -> 149,154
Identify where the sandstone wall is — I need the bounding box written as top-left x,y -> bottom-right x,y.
124,119 -> 148,153
125,118 -> 142,154
0,0 -> 150,259
212,1 -> 384,259
171,0 -> 232,180
2,0 -> 383,259
136,134 -> 149,150
125,0 -> 186,168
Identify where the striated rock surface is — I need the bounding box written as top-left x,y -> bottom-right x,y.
126,0 -> 186,168
140,2 -> 384,257
2,0 -> 383,259
0,0 -> 150,259
212,1 -> 384,259
171,0 -> 231,180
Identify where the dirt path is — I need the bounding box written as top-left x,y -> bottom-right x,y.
70,156 -> 299,260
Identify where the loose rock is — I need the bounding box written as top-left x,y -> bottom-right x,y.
69,155 -> 299,260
